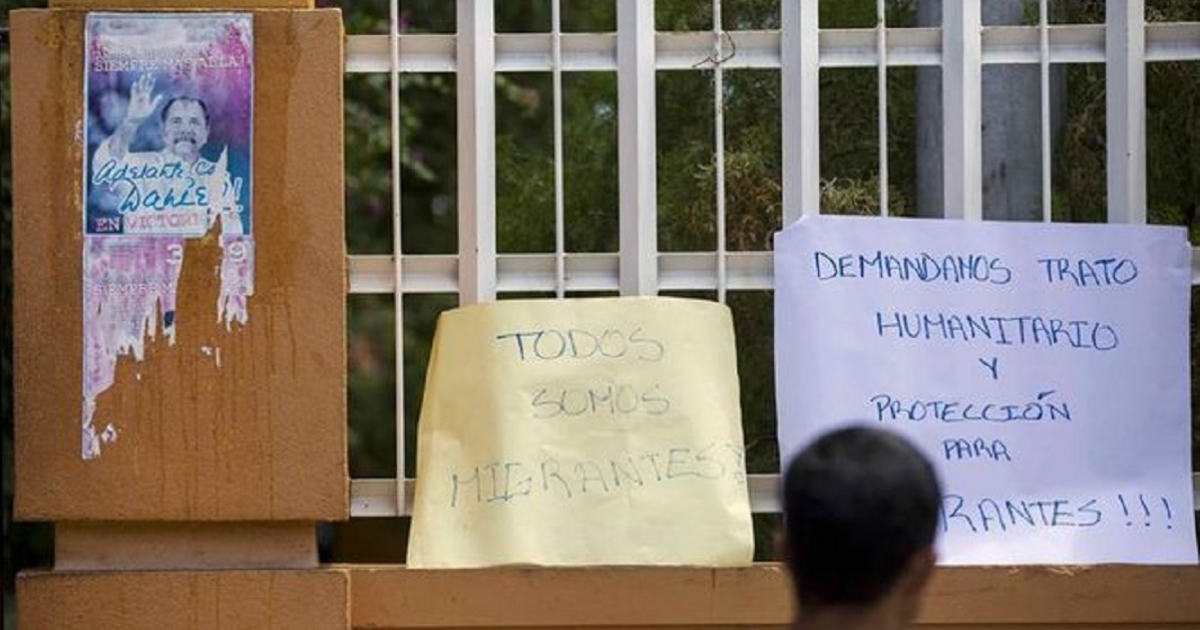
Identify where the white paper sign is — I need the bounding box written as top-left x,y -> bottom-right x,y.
774,215 -> 1197,565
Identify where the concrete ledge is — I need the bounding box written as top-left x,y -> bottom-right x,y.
18,568 -> 349,630
56,521 -> 317,571
347,564 -> 1200,628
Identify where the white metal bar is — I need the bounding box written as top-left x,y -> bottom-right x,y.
347,475 -> 780,517
877,0 -> 889,217
868,27 -> 939,66
980,25 -> 1103,65
491,33 -> 611,70
1039,0 -> 1052,223
820,28 -> 930,67
344,26 -> 1200,73
1106,0 -> 1147,224
713,0 -> 728,303
552,0 -> 566,298
658,252 -> 773,291
347,34 -> 456,73
387,0 -> 406,516
497,253 -> 615,292
617,0 -> 658,296
750,474 -> 779,513
1146,23 -> 1200,61
352,478 -> 416,517
942,1 -> 983,220
349,255 -> 455,294
350,473 -> 1200,517
348,247 -> 1200,295
781,0 -> 820,224
985,24 -> 1200,63
457,0 -> 498,303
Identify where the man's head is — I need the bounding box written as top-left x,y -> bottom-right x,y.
160,97 -> 210,162
780,426 -> 941,616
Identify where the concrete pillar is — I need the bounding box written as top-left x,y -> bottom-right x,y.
11,3 -> 349,627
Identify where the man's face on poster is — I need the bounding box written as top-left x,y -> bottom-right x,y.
161,98 -> 210,162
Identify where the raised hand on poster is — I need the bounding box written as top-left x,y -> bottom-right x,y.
126,73 -> 162,126
101,73 -> 162,161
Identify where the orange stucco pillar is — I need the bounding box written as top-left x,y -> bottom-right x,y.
12,3 -> 348,627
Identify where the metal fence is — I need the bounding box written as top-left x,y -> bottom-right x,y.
339,0 -> 1200,518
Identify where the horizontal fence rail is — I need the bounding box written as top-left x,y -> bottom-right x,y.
350,474 -> 1200,518
345,249 -> 1200,295
345,25 -> 1200,73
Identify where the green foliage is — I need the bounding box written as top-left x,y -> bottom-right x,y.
561,73 -> 621,252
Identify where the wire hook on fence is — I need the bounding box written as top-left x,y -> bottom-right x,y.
692,29 -> 737,69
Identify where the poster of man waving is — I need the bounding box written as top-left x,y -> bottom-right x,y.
86,13 -> 252,237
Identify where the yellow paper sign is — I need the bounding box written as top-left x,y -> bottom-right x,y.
407,297 -> 754,567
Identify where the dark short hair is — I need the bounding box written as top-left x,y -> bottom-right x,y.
160,97 -> 210,126
781,426 -> 941,607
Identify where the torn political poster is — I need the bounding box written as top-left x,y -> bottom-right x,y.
81,13 -> 254,460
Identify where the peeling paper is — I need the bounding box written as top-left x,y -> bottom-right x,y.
81,13 -> 254,460
82,219 -> 252,459
82,237 -> 183,459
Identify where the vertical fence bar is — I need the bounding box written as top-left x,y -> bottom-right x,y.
617,0 -> 658,296
457,0 -> 498,303
941,1 -> 982,220
1106,0 -> 1147,224
552,0 -> 566,297
713,0 -> 727,303
388,0 -> 406,511
781,0 -> 820,225
877,0 -> 889,216
1039,0 -> 1052,222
